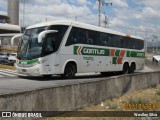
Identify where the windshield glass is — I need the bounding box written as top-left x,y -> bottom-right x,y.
17,27 -> 47,60
17,25 -> 69,60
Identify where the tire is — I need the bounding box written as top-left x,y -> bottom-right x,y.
62,64 -> 76,79
129,63 -> 136,74
122,63 -> 129,74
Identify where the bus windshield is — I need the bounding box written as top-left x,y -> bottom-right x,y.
17,27 -> 48,60
17,25 -> 69,60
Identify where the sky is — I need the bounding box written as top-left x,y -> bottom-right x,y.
0,0 -> 160,41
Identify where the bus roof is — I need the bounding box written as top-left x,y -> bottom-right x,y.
0,23 -> 21,31
27,20 -> 143,40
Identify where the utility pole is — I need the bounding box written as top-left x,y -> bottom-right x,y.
155,34 -> 158,54
97,0 -> 112,27
152,38 -> 155,55
145,30 -> 148,54
102,1 -> 112,28
153,34 -> 158,54
98,0 -> 101,26
104,15 -> 107,28
23,0 -> 25,32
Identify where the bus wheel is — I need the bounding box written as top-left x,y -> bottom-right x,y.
122,63 -> 129,74
62,64 -> 76,79
129,63 -> 136,73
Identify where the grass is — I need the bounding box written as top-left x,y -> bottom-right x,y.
0,64 -> 16,70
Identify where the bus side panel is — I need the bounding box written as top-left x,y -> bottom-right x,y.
59,45 -> 82,73
41,54 -> 56,75
94,56 -> 105,72
80,55 -> 95,73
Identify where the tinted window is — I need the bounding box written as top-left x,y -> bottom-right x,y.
85,30 -> 99,45
49,25 -> 68,50
65,27 -> 84,46
100,32 -> 108,46
139,40 -> 144,49
66,27 -> 99,46
42,33 -> 55,56
66,27 -> 144,50
112,35 -> 122,48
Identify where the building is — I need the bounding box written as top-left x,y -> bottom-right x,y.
0,14 -> 10,24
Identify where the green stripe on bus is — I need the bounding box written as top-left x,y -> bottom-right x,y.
18,58 -> 38,64
126,51 -> 145,58
74,46 -> 109,56
115,50 -> 120,57
112,57 -> 117,64
74,46 -> 145,58
74,46 -> 79,55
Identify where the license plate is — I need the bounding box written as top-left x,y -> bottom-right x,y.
22,69 -> 26,72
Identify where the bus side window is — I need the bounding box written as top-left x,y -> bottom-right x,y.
85,30 -> 99,45
100,33 -> 108,46
108,35 -> 113,47
66,27 -> 88,46
139,40 -> 144,50
66,27 -> 78,46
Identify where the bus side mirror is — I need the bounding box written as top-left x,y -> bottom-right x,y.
38,30 -> 58,43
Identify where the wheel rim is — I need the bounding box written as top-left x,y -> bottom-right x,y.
66,67 -> 74,77
64,65 -> 76,78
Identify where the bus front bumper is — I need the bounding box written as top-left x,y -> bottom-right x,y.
16,64 -> 41,76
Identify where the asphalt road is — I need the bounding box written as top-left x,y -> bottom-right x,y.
0,66 -> 153,95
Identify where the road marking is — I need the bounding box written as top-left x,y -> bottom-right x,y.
0,71 -> 15,76
0,69 -> 26,76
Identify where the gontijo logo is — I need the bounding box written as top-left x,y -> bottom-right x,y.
137,53 -> 144,57
83,48 -> 105,55
74,46 -> 107,56
74,46 -> 145,59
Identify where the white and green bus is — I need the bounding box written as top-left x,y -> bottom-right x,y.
16,20 -> 145,78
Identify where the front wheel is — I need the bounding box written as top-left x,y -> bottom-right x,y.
62,64 -> 76,79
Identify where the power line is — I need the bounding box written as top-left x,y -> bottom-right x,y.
97,0 -> 112,27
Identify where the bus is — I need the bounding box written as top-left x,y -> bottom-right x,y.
16,20 -> 145,78
0,23 -> 21,33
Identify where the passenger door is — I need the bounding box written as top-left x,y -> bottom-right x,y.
41,33 -> 56,74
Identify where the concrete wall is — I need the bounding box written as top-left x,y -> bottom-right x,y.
0,72 -> 160,111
